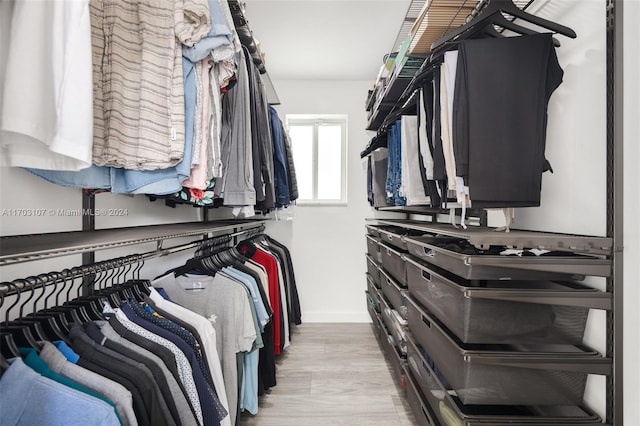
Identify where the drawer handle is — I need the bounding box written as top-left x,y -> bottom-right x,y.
423,248 -> 435,258
388,234 -> 393,241
386,278 -> 392,287
421,315 -> 431,328
421,271 -> 431,281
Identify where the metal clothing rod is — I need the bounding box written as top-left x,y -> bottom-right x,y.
0,224 -> 266,298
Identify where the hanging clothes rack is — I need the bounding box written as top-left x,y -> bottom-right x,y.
0,224 -> 266,299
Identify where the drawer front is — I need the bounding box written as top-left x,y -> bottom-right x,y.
380,243 -> 408,286
366,254 -> 381,287
381,326 -> 406,389
380,269 -> 406,311
366,277 -> 381,313
381,302 -> 407,355
378,228 -> 408,251
405,237 -> 609,280
405,368 -> 437,426
366,235 -> 382,263
406,257 -> 590,344
366,224 -> 381,238
407,296 -> 591,406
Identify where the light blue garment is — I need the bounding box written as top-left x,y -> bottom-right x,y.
222,267 -> 269,331
182,0 -> 232,62
53,340 -> 80,363
0,357 -> 121,426
25,165 -> 111,189
239,349 -> 259,415
219,268 -> 262,416
19,347 -> 122,425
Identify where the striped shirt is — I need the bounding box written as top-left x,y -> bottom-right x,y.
91,0 -> 211,170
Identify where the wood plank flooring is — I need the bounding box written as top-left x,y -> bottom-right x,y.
238,323 -> 419,426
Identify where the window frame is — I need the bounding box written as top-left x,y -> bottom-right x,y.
285,114 -> 348,206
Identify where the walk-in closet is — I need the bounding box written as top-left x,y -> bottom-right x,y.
0,0 -> 637,425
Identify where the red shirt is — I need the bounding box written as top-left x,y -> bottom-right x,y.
240,245 -> 281,355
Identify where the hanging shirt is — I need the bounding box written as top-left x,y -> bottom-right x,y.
269,106 -> 291,208
1,0 -> 94,171
119,303 -> 223,426
96,322 -> 201,426
111,310 -> 204,426
238,244 -> 282,355
91,0 -> 210,170
0,358 -> 121,426
146,285 -> 231,426
158,273 -> 257,426
218,46 -> 256,212
18,347 -> 122,423
39,341 -> 137,426
184,59 -> 212,190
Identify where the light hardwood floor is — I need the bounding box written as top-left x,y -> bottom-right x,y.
238,323 -> 419,426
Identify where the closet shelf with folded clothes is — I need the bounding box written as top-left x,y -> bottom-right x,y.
0,220 -> 265,266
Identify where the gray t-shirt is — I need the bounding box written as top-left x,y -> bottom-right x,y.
159,273 -> 257,426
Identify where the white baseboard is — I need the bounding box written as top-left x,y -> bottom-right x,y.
300,310 -> 371,323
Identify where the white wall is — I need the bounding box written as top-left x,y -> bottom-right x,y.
265,79 -> 374,322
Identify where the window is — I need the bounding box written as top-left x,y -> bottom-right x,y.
286,115 -> 347,205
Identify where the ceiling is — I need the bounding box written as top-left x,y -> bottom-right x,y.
243,0 -> 412,81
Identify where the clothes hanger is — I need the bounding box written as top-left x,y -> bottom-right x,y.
0,281 -> 41,352
123,255 -> 150,299
60,266 -> 105,321
15,275 -> 63,343
93,260 -> 125,307
430,0 -> 575,51
0,282 -> 22,359
37,268 -> 76,332
130,256 -> 150,300
25,273 -> 72,344
58,269 -> 98,323
475,14 -> 561,46
111,260 -> 135,302
5,277 -> 50,344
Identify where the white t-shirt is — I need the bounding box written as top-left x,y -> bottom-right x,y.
1,0 -> 93,170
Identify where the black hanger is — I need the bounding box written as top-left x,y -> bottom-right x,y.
0,283 -> 21,358
6,278 -> 50,344
431,0 -> 575,51
473,13 -> 561,47
59,269 -> 102,323
122,256 -> 151,300
38,269 -> 79,332
25,273 -> 71,344
0,282 -> 42,351
170,256 -> 207,277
